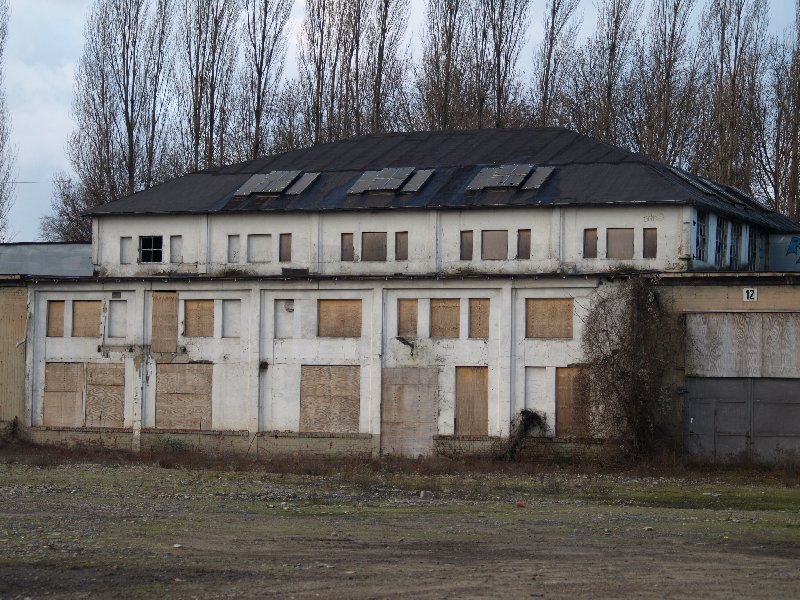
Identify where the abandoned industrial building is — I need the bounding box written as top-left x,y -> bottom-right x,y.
2,127 -> 800,461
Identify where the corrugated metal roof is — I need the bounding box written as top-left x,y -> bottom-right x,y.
86,128 -> 800,232
0,243 -> 94,276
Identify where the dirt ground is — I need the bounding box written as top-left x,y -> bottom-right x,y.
1,450 -> 799,599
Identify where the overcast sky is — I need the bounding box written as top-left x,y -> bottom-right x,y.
4,0 -> 795,241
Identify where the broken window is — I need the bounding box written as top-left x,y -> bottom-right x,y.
184,299 -> 214,337
395,231 -> 408,261
468,299 -> 490,339
430,299 -> 460,338
341,233 -> 355,261
606,228 -> 634,260
583,229 -> 597,259
460,231 -> 473,260
715,218 -> 728,269
139,236 -> 163,263
397,299 -> 418,337
695,211 -> 707,261
47,300 -> 64,337
279,233 -> 292,262
525,298 -> 573,339
318,299 -> 362,337
72,301 -> 101,338
481,230 -> 508,260
643,228 -> 657,259
362,232 -> 387,261
516,229 -> 531,259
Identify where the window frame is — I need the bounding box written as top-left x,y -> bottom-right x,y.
138,235 -> 163,263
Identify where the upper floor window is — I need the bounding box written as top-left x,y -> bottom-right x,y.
715,218 -> 728,269
695,212 -> 707,261
460,231 -> 473,260
516,229 -> 531,259
747,228 -> 759,271
395,232 -> 409,261
643,228 -> 657,259
279,233 -> 292,262
583,228 -> 598,259
139,236 -> 163,263
362,232 -> 387,261
607,228 -> 634,260
481,230 -> 508,260
341,233 -> 355,261
729,222 -> 742,270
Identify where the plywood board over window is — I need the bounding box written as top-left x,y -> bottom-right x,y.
300,365 -> 360,433
43,362 -> 84,427
583,228 -> 598,259
397,299 -> 418,338
430,298 -> 460,338
395,231 -> 409,261
85,363 -> 124,428
155,363 -> 212,430
362,232 -> 387,261
47,300 -> 64,337
184,299 -> 214,337
469,299 -> 490,339
481,230 -> 508,260
455,366 -> 488,435
318,299 -> 362,337
72,301 -> 101,338
151,292 -> 178,353
643,228 -> 658,259
517,229 -> 531,259
341,233 -> 355,261
556,367 -> 590,437
279,233 -> 292,262
607,228 -> 634,259
381,367 -> 438,456
460,231 -> 473,260
526,298 -> 573,339
0,288 -> 28,423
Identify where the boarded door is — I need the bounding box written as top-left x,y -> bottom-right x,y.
381,368 -> 438,456
0,287 -> 27,422
455,366 -> 488,435
85,364 -> 125,428
151,292 -> 178,352
300,366 -> 360,433
43,363 -> 85,427
155,363 -> 213,429
555,367 -> 590,437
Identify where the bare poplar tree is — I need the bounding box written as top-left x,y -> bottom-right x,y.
0,0 -> 14,242
366,0 -> 409,133
532,0 -> 581,128
620,0 -> 700,165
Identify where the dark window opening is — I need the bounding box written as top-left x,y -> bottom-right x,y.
460,231 -> 473,260
341,233 -> 355,261
583,229 -> 597,259
139,236 -> 163,263
643,228 -> 657,259
695,212 -> 707,261
279,233 -> 292,262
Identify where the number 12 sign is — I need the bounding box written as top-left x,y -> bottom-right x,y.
743,288 -> 758,302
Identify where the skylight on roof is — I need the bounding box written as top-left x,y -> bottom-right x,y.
466,164 -> 534,191
234,171 -> 301,196
285,172 -> 319,195
401,169 -> 434,193
522,166 -> 556,190
349,167 -> 415,194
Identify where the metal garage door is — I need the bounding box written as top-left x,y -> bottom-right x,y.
685,378 -> 800,462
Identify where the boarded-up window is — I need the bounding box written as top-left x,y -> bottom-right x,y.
381,367 -> 438,456
341,233 -> 355,261
583,228 -> 598,259
525,298 -> 573,339
47,300 -> 64,337
481,230 -> 508,260
85,363 -> 124,428
43,362 -> 84,427
455,366 -> 488,435
517,229 -> 531,259
643,228 -> 657,259
222,299 -> 241,338
460,231 -> 473,260
184,299 -> 214,337
274,299 -> 294,338
247,234 -> 272,263
279,233 -> 292,262
362,232 -> 387,261
227,235 -> 240,263
469,299 -> 490,339
430,298 -> 460,338
72,301 -> 101,338
120,237 -> 134,264
151,291 -> 178,353
556,367 -> 589,437
395,231 -> 408,261
607,228 -> 634,259
107,300 -> 127,338
170,235 -> 183,263
300,365 -> 360,433
156,363 -> 212,430
318,299 -> 362,337
397,299 -> 418,337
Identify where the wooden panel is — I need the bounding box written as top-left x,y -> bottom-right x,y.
525,298 -> 573,339
279,233 -> 292,262
0,288 -> 28,422
341,233 -> 354,261
300,365 -> 360,433
460,230 -> 473,260
481,230 -> 508,260
517,229 -> 531,259
430,298 -> 460,338
47,300 -> 64,337
151,292 -> 178,352
362,232 -> 387,261
397,299 -> 418,338
318,299 -> 362,337
43,362 -> 84,428
583,228 -> 597,258
184,299 -> 214,337
455,366 -> 488,435
762,313 -> 800,378
395,231 -> 408,261
381,367 -> 438,456
156,363 -> 212,430
607,228 -> 634,259
72,300 -> 101,338
468,298 -> 490,339
85,363 -> 124,428
556,367 -> 590,437
643,228 -> 657,259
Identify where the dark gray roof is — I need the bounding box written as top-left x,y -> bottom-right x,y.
0,243 -> 93,276
87,128 -> 800,232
